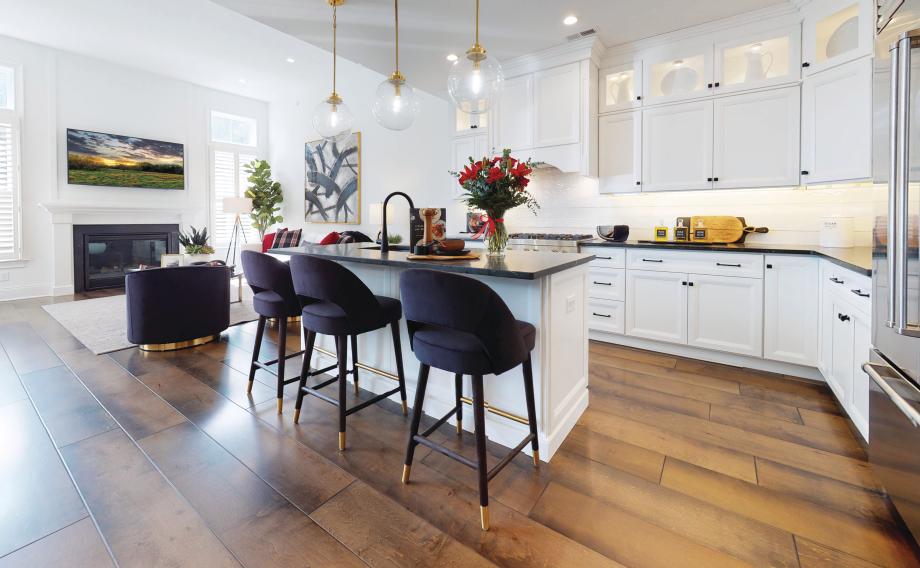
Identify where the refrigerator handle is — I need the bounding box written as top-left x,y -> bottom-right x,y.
889,38 -> 903,329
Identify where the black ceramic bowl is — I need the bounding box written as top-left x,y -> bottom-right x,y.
597,225 -> 629,242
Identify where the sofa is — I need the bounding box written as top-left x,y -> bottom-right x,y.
125,265 -> 231,351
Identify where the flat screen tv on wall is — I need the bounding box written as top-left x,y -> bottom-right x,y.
66,128 -> 185,190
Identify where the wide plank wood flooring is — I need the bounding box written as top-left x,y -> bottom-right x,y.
0,291 -> 918,567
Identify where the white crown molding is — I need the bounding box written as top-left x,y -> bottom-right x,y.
600,3 -> 803,61
39,201 -> 193,224
502,36 -> 604,78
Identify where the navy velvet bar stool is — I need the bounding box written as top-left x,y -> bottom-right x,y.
398,269 -> 539,531
289,254 -> 408,451
241,251 -> 304,414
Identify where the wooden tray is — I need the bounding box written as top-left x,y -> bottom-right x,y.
407,252 -> 481,261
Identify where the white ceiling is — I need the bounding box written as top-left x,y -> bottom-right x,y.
213,0 -> 790,96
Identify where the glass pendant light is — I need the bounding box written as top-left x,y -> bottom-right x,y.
373,0 -> 420,130
447,0 -> 503,115
312,0 -> 355,142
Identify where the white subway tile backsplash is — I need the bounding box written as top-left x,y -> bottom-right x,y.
505,170 -> 884,246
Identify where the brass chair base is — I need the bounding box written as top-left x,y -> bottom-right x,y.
293,408 -> 301,423
401,464 -> 411,484
401,400 -> 408,416
277,398 -> 283,414
480,506 -> 490,531
456,419 -> 462,435
246,379 -> 254,394
338,432 -> 346,451
139,335 -> 219,352
533,449 -> 540,467
267,316 -> 302,324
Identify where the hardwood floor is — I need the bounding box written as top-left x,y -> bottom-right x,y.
1,292 -> 918,567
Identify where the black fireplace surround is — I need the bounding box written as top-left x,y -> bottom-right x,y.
73,224 -> 180,292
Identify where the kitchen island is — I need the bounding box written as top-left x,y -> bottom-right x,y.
271,243 -> 595,461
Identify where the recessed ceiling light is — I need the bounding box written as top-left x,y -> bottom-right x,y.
238,78 -> 247,84
446,53 -> 458,62
563,15 -> 578,26
285,57 -> 296,63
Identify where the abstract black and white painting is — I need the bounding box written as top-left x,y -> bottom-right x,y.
304,132 -> 361,224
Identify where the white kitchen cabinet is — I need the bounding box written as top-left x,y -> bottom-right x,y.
533,63 -> 581,147
849,309 -> 871,439
599,60 -> 643,113
713,26 -> 801,94
764,255 -> 819,366
828,296 -> 854,404
453,105 -> 488,134
801,57 -> 872,184
625,269 -> 688,344
713,86 -> 801,189
599,110 -> 642,194
642,100 -> 713,192
643,41 -> 713,105
687,274 -> 763,357
496,75 -> 533,152
802,0 -> 874,76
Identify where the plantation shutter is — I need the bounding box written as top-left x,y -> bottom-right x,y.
0,119 -> 20,261
211,148 -> 255,243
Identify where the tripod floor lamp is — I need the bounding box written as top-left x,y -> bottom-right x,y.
223,197 -> 252,266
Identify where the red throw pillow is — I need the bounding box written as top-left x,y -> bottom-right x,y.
261,232 -> 276,253
318,231 -> 341,245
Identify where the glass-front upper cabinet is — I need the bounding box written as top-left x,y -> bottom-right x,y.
599,60 -> 642,113
802,0 -> 873,75
714,27 -> 801,94
453,105 -> 488,135
642,42 -> 713,105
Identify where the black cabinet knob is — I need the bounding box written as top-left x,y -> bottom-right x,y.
707,83 -> 713,88
636,96 -> 642,101
636,181 -> 641,186
713,177 -> 720,182
714,82 -> 720,87
802,62 -> 811,68
838,313 -> 851,322
801,170 -> 809,175
766,264 -> 773,269
707,177 -> 713,182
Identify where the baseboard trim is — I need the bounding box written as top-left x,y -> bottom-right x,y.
0,284 -> 54,301
590,330 -> 824,381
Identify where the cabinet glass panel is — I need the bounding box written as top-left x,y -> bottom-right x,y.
814,3 -> 860,66
720,36 -> 791,88
648,55 -> 706,100
454,106 -> 487,132
605,69 -> 635,107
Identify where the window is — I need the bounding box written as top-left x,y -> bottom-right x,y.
209,111 -> 258,244
0,64 -> 21,261
210,111 -> 257,147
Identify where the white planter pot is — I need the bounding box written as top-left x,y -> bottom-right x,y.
183,253 -> 212,265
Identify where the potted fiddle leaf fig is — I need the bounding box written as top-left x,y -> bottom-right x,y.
244,159 -> 284,240
179,226 -> 215,264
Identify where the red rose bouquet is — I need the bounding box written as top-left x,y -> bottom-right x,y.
452,148 -> 539,256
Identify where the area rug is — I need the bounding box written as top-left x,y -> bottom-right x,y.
42,295 -> 259,355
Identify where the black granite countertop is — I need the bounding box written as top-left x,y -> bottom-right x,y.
271,243 -> 594,280
579,239 -> 873,276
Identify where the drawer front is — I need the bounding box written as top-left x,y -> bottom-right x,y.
626,249 -> 764,278
589,299 -> 624,334
589,268 -> 625,301
822,260 -> 871,312
581,246 -> 626,269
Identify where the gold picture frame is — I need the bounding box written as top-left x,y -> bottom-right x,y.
304,131 -> 361,224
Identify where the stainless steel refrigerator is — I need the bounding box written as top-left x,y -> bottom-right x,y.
868,0 -> 920,543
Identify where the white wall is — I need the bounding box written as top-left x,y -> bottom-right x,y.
268,63 -> 450,245
0,34 -> 268,299
502,170 -> 885,246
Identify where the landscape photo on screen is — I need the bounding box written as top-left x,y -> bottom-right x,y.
66,129 -> 185,189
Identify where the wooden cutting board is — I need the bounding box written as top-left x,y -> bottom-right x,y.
407,252 -> 481,261
689,216 -> 748,243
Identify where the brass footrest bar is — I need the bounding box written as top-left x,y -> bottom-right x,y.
140,335 -> 219,352
312,346 -> 529,425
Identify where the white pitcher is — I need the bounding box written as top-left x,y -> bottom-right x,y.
744,49 -> 773,82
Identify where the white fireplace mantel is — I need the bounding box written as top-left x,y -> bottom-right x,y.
40,201 -> 199,296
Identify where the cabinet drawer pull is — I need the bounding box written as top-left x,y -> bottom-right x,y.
716,262 -> 741,267
595,256 -> 612,260
851,289 -> 870,298
838,313 -> 851,322
593,281 -> 613,286
642,258 -> 663,263
592,312 -> 612,318
829,277 -> 844,284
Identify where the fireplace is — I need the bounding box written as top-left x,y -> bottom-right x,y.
73,224 -> 180,292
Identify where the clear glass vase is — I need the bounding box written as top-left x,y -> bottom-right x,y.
486,215 -> 508,257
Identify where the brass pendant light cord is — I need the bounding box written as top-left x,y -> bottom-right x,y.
394,0 -> 399,74
332,2 -> 338,95
475,0 -> 479,46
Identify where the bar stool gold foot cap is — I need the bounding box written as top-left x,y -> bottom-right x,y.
293,408 -> 301,424
246,379 -> 254,394
354,381 -> 359,395
480,506 -> 490,531
456,419 -> 462,435
401,464 -> 411,484
533,450 -> 540,467
401,400 -> 408,416
338,432 -> 346,451
276,399 -> 283,414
